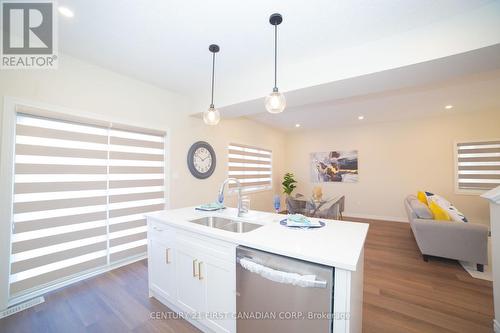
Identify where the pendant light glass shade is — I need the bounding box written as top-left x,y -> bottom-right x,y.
266,13 -> 285,114
265,90 -> 286,114
203,105 -> 220,125
204,44 -> 220,125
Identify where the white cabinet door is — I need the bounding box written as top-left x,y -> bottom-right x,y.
148,224 -> 236,333
202,255 -> 236,333
149,238 -> 175,300
176,246 -> 205,314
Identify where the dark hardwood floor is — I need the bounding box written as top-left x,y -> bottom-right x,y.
0,219 -> 494,333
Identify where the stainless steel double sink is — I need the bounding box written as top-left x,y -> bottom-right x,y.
188,216 -> 262,233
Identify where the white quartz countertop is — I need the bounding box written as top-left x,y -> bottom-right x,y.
146,207 -> 369,271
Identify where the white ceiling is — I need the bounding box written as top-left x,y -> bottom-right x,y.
244,45 -> 500,130
251,69 -> 500,131
59,0 -> 495,99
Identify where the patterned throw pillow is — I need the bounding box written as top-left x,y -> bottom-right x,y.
417,191 -> 428,205
409,199 -> 433,219
428,201 -> 451,221
424,192 -> 468,223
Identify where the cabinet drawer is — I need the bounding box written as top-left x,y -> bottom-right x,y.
177,230 -> 236,263
148,219 -> 174,243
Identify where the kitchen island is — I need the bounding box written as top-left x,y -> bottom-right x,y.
146,207 -> 368,333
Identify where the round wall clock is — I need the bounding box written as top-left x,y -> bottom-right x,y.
187,141 -> 216,179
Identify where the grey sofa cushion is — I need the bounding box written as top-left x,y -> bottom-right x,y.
407,194 -> 418,201
409,199 -> 433,219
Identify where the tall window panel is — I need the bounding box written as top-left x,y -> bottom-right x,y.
456,140 -> 500,192
228,143 -> 272,192
108,129 -> 165,263
10,112 -> 165,297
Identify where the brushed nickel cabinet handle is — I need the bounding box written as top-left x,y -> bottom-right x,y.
192,259 -> 198,277
165,248 -> 171,264
198,261 -> 203,280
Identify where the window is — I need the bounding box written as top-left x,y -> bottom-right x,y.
455,140 -> 500,193
228,143 -> 272,192
10,109 -> 165,298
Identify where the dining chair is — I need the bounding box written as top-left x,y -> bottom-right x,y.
305,200 -> 317,217
286,197 -> 307,215
316,200 -> 341,220
337,196 -> 345,220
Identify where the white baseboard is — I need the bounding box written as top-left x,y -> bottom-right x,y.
494,319 -> 500,333
344,212 -> 408,223
0,296 -> 44,319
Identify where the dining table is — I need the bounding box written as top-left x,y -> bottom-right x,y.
306,196 -> 340,217
282,195 -> 341,218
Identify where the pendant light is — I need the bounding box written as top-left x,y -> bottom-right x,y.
203,44 -> 221,125
265,13 -> 286,114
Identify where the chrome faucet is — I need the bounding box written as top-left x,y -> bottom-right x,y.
218,178 -> 248,217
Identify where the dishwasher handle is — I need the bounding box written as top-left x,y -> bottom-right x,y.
237,257 -> 327,288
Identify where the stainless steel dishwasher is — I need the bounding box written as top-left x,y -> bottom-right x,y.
236,246 -> 334,333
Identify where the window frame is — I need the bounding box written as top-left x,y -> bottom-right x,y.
0,97 -> 170,308
227,142 -> 273,195
454,139 -> 500,195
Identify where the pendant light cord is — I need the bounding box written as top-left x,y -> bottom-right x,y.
211,51 -> 215,107
274,24 -> 278,90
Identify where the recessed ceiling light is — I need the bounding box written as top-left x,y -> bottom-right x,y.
295,124 -> 301,128
58,6 -> 74,18
445,105 -> 453,109
358,116 -> 364,120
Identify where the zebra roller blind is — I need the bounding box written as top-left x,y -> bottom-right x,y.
456,140 -> 500,192
11,111 -> 165,296
228,143 -> 272,192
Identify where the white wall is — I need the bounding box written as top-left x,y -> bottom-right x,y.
1,54 -> 496,224
491,203 -> 500,330
0,54 -> 286,309
0,54 -> 286,210
482,187 -> 500,330
285,110 -> 500,225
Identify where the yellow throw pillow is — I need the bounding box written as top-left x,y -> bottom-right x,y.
428,201 -> 451,221
417,191 -> 428,205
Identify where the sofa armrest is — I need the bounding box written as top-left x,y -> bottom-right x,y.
411,219 -> 489,264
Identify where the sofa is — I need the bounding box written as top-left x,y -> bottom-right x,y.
404,195 -> 489,271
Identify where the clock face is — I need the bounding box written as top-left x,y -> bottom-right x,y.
193,147 -> 213,174
187,141 -> 216,179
